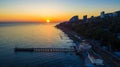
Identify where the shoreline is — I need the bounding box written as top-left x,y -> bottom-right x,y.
56,23 -> 120,67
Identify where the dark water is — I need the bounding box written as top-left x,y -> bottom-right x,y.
0,23 -> 83,67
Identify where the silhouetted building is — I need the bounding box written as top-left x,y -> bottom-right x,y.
69,15 -> 79,23
91,16 -> 94,19
115,11 -> 120,16
83,15 -> 87,22
112,12 -> 118,17
100,11 -> 118,18
100,11 -> 105,18
105,13 -> 112,17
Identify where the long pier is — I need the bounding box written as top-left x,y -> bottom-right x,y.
14,48 -> 75,52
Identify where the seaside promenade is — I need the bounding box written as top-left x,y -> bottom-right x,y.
56,25 -> 120,67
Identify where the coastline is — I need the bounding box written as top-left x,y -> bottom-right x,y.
56,23 -> 120,67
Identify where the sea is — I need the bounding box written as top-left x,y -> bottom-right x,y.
0,22 -> 83,67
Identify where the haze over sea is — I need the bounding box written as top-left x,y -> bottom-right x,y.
0,23 -> 82,67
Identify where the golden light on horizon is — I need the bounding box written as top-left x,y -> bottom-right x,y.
0,0 -> 120,22
46,19 -> 50,23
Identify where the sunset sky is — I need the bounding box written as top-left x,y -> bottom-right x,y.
0,0 -> 120,23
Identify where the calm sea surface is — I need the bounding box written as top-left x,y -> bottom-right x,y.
0,23 -> 83,67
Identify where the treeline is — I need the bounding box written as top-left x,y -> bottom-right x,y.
57,15 -> 120,51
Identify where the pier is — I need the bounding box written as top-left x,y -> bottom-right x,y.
14,48 -> 75,52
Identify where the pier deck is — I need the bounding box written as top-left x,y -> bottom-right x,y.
14,48 -> 75,52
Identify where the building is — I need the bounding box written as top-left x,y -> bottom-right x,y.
83,15 -> 87,22
69,15 -> 79,23
115,11 -> 120,16
100,11 -> 105,18
106,13 -> 118,17
100,11 -> 119,18
91,16 -> 94,19
112,12 -> 118,17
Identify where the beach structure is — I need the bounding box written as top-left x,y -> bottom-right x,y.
78,40 -> 92,53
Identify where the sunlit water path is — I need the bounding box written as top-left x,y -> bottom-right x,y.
0,23 -> 83,67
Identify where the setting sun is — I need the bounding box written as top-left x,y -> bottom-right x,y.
46,19 -> 50,23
